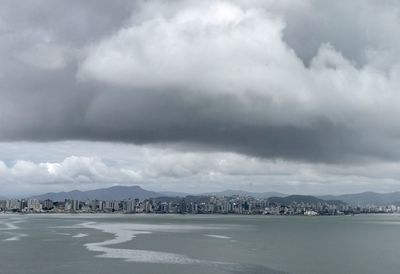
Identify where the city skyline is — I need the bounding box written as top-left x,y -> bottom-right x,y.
2,1 -> 400,196
2,190 -> 399,216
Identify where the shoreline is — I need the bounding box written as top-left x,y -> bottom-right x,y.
1,211 -> 399,217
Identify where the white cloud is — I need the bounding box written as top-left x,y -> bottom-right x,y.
78,1 -> 296,93
2,143 -> 400,196
0,156 -> 138,187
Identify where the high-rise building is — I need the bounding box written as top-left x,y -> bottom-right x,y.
43,199 -> 54,210
71,200 -> 80,211
27,199 -> 41,212
125,199 -> 135,213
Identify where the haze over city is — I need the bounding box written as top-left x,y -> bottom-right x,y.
2,0 -> 400,197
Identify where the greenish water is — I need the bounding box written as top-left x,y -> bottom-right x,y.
0,214 -> 400,274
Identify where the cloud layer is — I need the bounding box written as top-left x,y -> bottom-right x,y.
2,1 -> 400,194
2,0 -> 400,163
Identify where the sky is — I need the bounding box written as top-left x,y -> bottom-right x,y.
2,0 -> 400,196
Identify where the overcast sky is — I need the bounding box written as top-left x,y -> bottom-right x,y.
2,0 -> 400,196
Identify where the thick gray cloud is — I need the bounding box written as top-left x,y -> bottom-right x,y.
1,0 -> 400,166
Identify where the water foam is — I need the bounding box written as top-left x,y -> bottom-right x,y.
49,217 -> 287,273
4,233 -> 27,241
80,222 -> 203,264
72,233 -> 89,238
204,234 -> 232,239
0,217 -> 28,241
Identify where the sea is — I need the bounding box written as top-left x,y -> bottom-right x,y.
0,213 -> 399,274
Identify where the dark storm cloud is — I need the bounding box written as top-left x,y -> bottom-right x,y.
1,0 -> 400,164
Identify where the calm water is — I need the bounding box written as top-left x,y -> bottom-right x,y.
0,214 -> 399,274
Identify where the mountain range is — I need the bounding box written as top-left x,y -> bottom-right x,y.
2,186 -> 399,206
201,189 -> 286,199
267,195 -> 346,206
29,186 -> 162,201
318,192 -> 400,207
26,187 -> 285,201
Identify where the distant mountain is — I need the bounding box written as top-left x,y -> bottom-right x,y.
159,191 -> 189,197
202,189 -> 286,199
268,195 -> 324,205
29,185 -> 163,201
26,187 -> 400,206
319,191 -> 400,206
267,195 -> 346,206
153,195 -> 210,204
